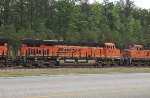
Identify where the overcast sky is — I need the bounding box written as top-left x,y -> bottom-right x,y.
89,0 -> 150,9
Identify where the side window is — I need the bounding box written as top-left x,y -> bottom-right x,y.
2,50 -> 4,55
28,48 -> 30,55
36,49 -> 38,54
110,46 -> 114,50
107,46 -> 109,49
147,52 -> 150,56
113,46 -> 115,49
39,50 -> 41,54
106,46 -> 108,49
33,49 -> 36,55
31,49 -> 33,54
45,50 -> 47,55
47,49 -> 49,56
43,49 -> 44,55
106,45 -> 115,49
138,47 -> 143,50
26,50 -> 27,56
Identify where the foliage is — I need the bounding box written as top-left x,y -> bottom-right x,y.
0,0 -> 149,49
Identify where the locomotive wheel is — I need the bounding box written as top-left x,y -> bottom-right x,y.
144,64 -> 148,67
130,61 -> 135,67
114,63 -> 118,67
106,62 -> 111,67
97,64 -> 103,68
137,62 -> 142,67
24,63 -> 32,67
0,64 -> 4,67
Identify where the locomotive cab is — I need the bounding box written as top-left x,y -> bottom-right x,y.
104,43 -> 115,50
99,43 -> 121,66
104,43 -> 121,59
129,45 -> 144,50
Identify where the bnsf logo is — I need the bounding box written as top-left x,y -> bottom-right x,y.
58,48 -> 82,53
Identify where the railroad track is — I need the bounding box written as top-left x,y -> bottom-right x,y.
0,65 -> 150,70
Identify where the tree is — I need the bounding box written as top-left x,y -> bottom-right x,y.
0,0 -> 149,48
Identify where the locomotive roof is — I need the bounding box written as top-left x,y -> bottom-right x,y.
0,37 -> 8,43
105,43 -> 115,46
21,38 -> 43,44
43,40 -> 104,47
133,45 -> 144,48
21,38 -> 104,47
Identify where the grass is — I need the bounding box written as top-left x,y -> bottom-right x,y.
0,68 -> 150,77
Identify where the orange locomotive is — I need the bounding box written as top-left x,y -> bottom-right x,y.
0,37 -> 12,66
122,44 -> 150,66
17,38 -> 121,67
